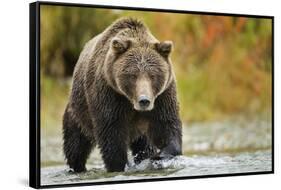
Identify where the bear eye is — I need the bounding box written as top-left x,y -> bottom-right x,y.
130,75 -> 137,80
149,74 -> 156,80
123,73 -> 137,80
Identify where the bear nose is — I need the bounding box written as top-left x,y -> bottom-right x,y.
138,95 -> 150,109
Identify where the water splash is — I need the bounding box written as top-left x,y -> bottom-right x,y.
41,150 -> 272,185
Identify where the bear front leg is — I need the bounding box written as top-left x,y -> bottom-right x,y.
63,108 -> 94,173
149,119 -> 182,160
148,82 -> 182,160
96,119 -> 128,172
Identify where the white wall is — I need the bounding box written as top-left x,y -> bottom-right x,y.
0,0 -> 279,189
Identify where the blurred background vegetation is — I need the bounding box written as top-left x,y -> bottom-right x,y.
40,5 -> 272,131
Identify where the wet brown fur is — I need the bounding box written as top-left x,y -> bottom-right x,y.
63,18 -> 182,172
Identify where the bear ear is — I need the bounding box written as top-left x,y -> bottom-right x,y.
111,37 -> 131,54
155,41 -> 173,58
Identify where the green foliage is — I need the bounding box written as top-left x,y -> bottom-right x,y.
41,5 -> 118,76
40,6 -> 272,123
40,75 -> 69,133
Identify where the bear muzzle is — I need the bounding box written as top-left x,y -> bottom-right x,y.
134,94 -> 154,111
138,95 -> 151,109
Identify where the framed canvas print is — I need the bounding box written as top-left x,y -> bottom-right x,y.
29,1 -> 274,188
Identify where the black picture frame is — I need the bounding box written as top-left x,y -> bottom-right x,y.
29,1 -> 274,189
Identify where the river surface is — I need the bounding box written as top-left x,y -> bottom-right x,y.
41,117 -> 272,185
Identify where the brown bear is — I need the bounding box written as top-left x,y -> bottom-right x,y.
63,18 -> 182,173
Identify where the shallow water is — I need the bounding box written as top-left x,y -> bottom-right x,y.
41,150 -> 271,185
41,118 -> 272,185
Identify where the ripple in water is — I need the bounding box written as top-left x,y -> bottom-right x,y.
41,150 -> 272,185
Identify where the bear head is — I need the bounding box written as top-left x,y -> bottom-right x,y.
104,29 -> 174,111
